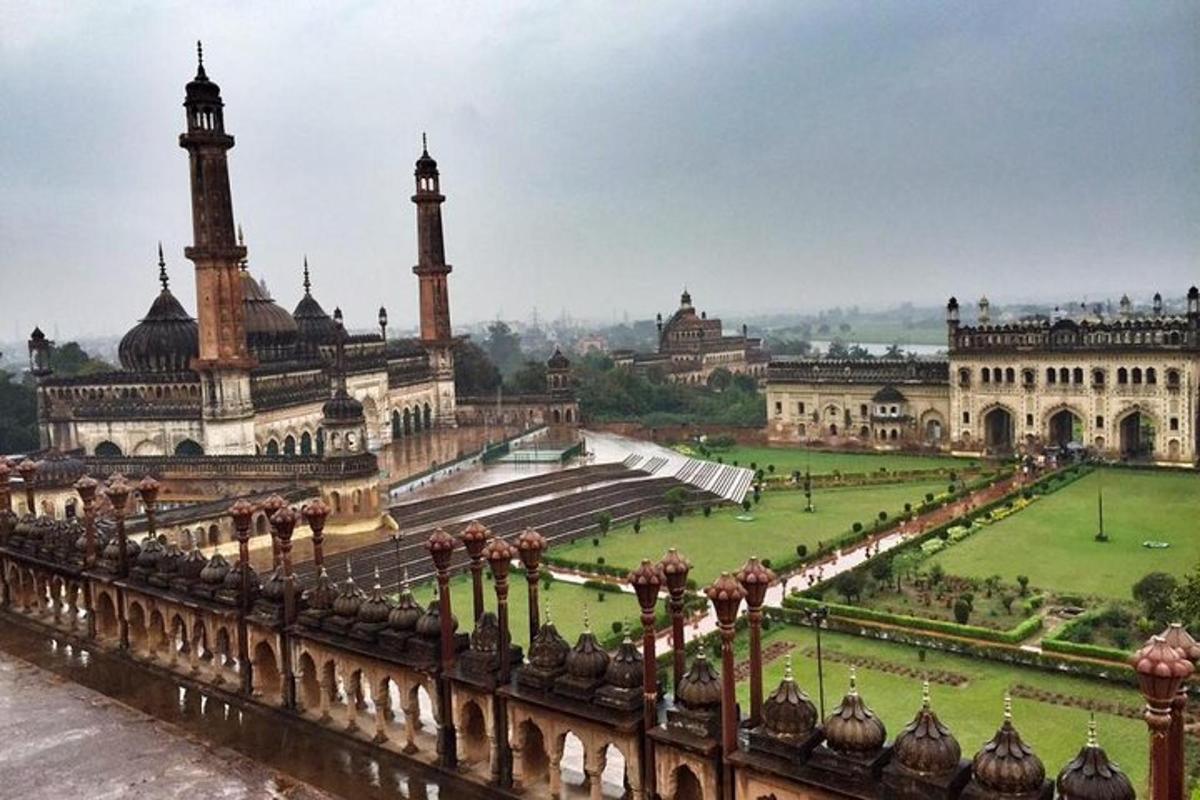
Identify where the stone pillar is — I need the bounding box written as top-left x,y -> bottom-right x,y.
1132,635 -> 1194,800
137,476 -> 161,541
271,505 -> 299,710
486,536 -> 518,787
403,694 -> 420,754
1161,624 -> 1200,800
373,682 -> 391,744
104,474 -> 131,650
260,495 -> 286,569
517,528 -> 547,641
629,559 -> 663,800
707,570 -> 747,800
426,528 -> 458,768
736,556 -> 774,727
301,499 -> 330,571
229,499 -> 256,695
660,548 -> 692,692
459,520 -> 490,623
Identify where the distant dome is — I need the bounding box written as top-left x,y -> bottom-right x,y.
118,260 -> 199,373
293,263 -> 338,352
241,271 -> 298,362
547,348 -> 571,370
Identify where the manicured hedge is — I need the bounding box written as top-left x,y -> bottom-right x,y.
1041,637 -> 1131,664
763,608 -> 1136,687
782,595 -> 1042,645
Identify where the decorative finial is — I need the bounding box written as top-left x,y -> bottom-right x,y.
302,256 -> 311,294
345,559 -> 353,581
401,566 -> 410,588
921,679 -> 931,710
157,242 -> 168,290
373,564 -> 382,589
1087,712 -> 1098,748
422,131 -> 428,155
849,666 -> 858,696
544,599 -> 552,626
783,653 -> 794,682
237,223 -> 244,247
583,604 -> 590,632
1003,692 -> 1013,722
195,40 -> 206,78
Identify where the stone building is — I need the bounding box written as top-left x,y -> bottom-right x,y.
613,290 -> 769,385
29,51 -> 459,459
767,291 -> 1200,465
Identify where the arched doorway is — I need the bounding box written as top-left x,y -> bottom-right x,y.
983,407 -> 1014,452
460,700 -> 489,765
518,720 -> 550,786
1119,411 -> 1155,459
925,418 -> 943,442
253,641 -> 282,700
1048,408 -> 1082,448
673,765 -> 704,800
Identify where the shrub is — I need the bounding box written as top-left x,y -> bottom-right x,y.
1132,572 -> 1178,626
703,505 -> 712,517
633,516 -> 642,534
667,511 -> 675,523
878,510 -> 888,521
954,598 -> 971,624
767,464 -> 775,473
796,544 -> 808,558
592,537 -> 600,547
742,499 -> 752,512
852,522 -> 863,533
597,556 -> 606,565
762,558 -> 772,569
904,502 -> 912,513
1017,575 -> 1029,596
611,620 -> 623,634
595,511 -> 613,535
1000,593 -> 1016,613
925,492 -> 935,502
597,592 -> 606,602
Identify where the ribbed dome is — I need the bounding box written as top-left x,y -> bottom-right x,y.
223,560 -> 262,596
332,569 -> 365,617
388,574 -> 422,630
34,451 -> 87,487
970,699 -> 1046,795
200,552 -> 231,585
892,684 -> 961,775
527,617 -> 570,671
470,612 -> 501,653
178,546 -> 206,580
357,572 -> 394,623
676,651 -> 722,710
824,670 -> 886,755
564,625 -> 609,680
415,596 -> 459,638
136,535 -> 164,569
1055,719 -> 1135,800
118,258 -> 198,373
155,543 -> 182,575
302,566 -> 335,610
761,657 -> 818,739
241,271 -> 298,362
323,389 -> 365,421
261,566 -> 286,601
547,348 -> 571,369
603,635 -> 643,689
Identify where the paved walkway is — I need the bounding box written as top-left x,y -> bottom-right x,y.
0,649 -> 331,800
545,473 -> 1024,650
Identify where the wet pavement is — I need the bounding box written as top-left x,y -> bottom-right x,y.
0,618 -> 492,800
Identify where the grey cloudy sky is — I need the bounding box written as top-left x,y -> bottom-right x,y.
1,1 -> 1197,339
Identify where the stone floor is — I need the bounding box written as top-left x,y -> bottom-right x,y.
0,648 -> 332,799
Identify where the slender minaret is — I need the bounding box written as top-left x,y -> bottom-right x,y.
411,135 -> 457,427
180,42 -> 256,453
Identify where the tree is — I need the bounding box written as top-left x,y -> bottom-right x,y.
595,511 -> 613,535
884,343 -> 905,359
835,571 -> 865,604
1016,575 -> 1030,596
1000,593 -> 1017,613
0,370 -> 38,453
741,498 -> 752,512
870,558 -> 893,585
664,487 -> 688,517
892,551 -> 921,592
706,367 -> 733,392
983,575 -> 1001,598
483,320 -> 524,376
1132,572 -> 1179,626
508,360 -> 548,394
633,516 -> 642,534
1173,561 -> 1200,631
953,598 -> 972,624
453,340 -> 502,396
47,341 -> 113,376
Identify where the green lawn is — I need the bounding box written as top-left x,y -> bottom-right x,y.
747,626 -> 1148,792
691,445 -> 976,477
411,573 -> 643,651
551,481 -> 947,584
930,469 -> 1200,599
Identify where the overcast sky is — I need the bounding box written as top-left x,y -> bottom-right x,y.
1,1 -> 1197,339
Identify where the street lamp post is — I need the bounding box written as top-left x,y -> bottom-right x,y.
805,604 -> 830,719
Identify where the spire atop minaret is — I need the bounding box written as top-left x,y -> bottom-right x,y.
157,242 -> 168,290
195,40 -> 207,80
422,131 -> 428,156
302,256 -> 311,295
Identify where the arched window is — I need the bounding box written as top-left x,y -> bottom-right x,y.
300,431 -> 313,455
1005,367 -> 1015,384
993,367 -> 1003,383
1167,369 -> 1181,388
1132,367 -> 1143,384
283,435 -> 296,456
94,441 -> 122,457
1092,369 -> 1105,387
958,368 -> 971,387
1117,367 -> 1128,385
1146,367 -> 1157,385
174,439 -> 203,456
1073,367 -> 1083,384
1022,369 -> 1035,387
982,369 -> 991,384
1046,368 -> 1057,384
1059,367 -> 1070,384
265,439 -> 279,456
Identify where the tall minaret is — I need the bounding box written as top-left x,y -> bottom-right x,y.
180,43 -> 256,454
413,134 -> 453,342
411,136 -> 457,427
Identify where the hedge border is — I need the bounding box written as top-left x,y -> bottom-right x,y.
782,595 -> 1042,645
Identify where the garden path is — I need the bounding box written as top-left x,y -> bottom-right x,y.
543,471 -> 1026,650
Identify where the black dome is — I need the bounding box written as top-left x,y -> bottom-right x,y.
323,389 -> 364,421
118,265 -> 199,373
241,271 -> 298,362
547,348 -> 571,369
293,261 -> 338,351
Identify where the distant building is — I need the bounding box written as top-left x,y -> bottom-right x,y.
767,291 -> 1200,464
614,289 -> 768,384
